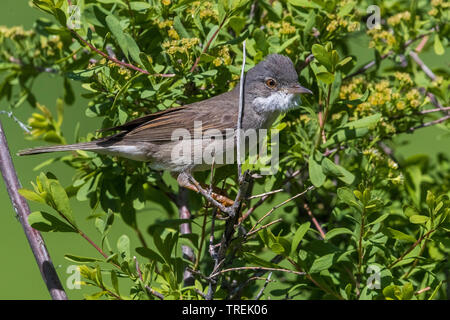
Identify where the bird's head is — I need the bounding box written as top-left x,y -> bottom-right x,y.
245,54 -> 312,113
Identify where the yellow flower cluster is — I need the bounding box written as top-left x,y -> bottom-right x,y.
157,20 -> 179,40
394,72 -> 413,86
162,38 -> 200,55
0,25 -> 34,40
406,89 -> 420,108
387,11 -> 411,26
431,76 -> 444,88
363,148 -> 382,161
368,29 -> 396,48
158,20 -> 173,29
340,76 -> 364,100
368,80 -> 392,106
212,46 -> 232,67
187,1 -> 218,21
266,21 -> 297,36
326,13 -> 360,33
340,74 -> 424,118
162,0 -> 171,5
280,21 -> 296,35
429,0 -> 450,16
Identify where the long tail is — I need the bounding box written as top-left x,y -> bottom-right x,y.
17,141 -> 102,156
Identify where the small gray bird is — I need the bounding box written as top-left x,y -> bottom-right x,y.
18,54 -> 312,205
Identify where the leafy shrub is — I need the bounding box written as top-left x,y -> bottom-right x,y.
1,0 -> 449,300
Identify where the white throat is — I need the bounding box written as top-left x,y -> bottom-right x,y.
252,91 -> 301,113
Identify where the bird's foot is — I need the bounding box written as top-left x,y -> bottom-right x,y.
177,172 -> 234,210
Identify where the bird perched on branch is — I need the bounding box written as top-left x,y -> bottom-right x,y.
18,54 -> 312,207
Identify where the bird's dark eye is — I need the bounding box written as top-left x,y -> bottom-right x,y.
265,78 -> 277,88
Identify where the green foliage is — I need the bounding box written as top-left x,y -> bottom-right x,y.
2,0 -> 449,300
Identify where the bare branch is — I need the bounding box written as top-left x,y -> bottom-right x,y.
190,14 -> 229,73
0,120 -> 67,300
134,256 -> 165,300
409,51 -> 437,81
210,266 -> 306,279
255,272 -> 272,300
249,186 -> 314,234
245,218 -> 282,238
303,201 -> 326,240
177,188 -> 195,286
409,115 -> 450,132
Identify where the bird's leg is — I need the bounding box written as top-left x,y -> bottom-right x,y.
176,172 -> 234,211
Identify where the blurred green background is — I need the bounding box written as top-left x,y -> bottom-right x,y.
0,0 -> 448,299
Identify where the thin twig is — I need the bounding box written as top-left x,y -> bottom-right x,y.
0,120 -> 67,300
134,256 -> 165,300
303,201 -> 326,239
419,107 -> 450,114
298,54 -> 315,72
210,266 -> 306,279
0,111 -> 31,133
64,1 -> 174,78
245,218 -> 282,238
409,51 -> 436,81
247,188 -> 284,200
415,286 -> 431,295
344,29 -> 434,80
190,14 -> 229,73
409,115 -> 450,132
388,229 -> 436,269
177,188 -> 195,286
249,186 -> 314,234
255,272 -> 272,300
240,170 -> 302,224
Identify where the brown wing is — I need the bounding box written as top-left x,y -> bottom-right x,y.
105,88 -> 239,144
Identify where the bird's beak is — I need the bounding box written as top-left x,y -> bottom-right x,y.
287,83 -> 313,95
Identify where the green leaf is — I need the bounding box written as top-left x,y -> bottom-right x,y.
270,242 -> 286,255
338,2 -> 355,17
124,33 -> 143,65
321,158 -> 355,184
64,254 -> 104,263
288,0 -> 321,8
135,247 -> 165,264
309,253 -> 335,273
403,206 -> 420,218
228,16 -> 246,34
309,156 -> 326,187
323,127 -> 369,148
434,35 -> 444,55
291,222 -> 310,256
337,187 -> 359,208
49,180 -> 76,226
428,281 -> 443,300
325,227 -> 353,240
409,215 -> 429,224
105,15 -> 129,59
367,213 -> 390,226
315,71 -> 335,84
343,113 -> 381,129
111,270 -> 119,295
18,188 -> 45,204
277,35 -> 300,54
336,56 -> 352,69
243,252 -> 281,269
117,234 -> 130,260
312,45 -> 334,73
173,16 -> 189,39
386,227 -> 416,243
402,282 -> 414,300
28,211 -> 76,232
